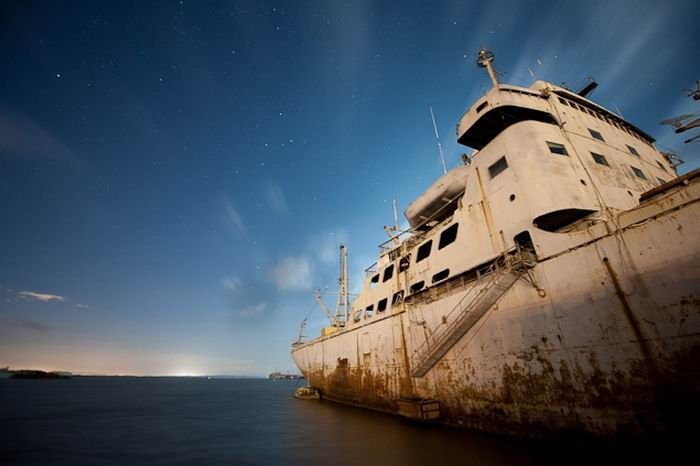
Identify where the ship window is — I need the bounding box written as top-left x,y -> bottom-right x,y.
547,141 -> 569,156
399,255 -> 410,272
377,298 -> 388,312
591,152 -> 609,166
488,156 -> 508,179
432,269 -> 450,283
588,128 -> 605,141
410,281 -> 425,294
558,97 -> 568,106
370,273 -> 379,289
392,290 -> 404,306
438,223 -> 459,249
365,304 -> 374,318
476,101 -> 488,113
631,166 -> 647,180
416,240 -> 432,263
656,161 -> 668,172
626,145 -> 640,157
382,264 -> 394,282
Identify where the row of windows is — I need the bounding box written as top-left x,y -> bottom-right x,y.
585,128 -> 642,159
354,291 -> 405,322
368,223 -> 459,295
357,265 -> 457,322
360,223 -> 461,321
546,140 -> 660,182
557,95 -> 652,147
489,140 -> 665,187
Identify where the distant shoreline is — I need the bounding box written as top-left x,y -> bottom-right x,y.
1,367 -> 269,379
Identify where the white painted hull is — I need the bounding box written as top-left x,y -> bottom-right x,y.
292,180 -> 700,440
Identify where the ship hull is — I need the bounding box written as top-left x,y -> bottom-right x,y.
291,181 -> 700,441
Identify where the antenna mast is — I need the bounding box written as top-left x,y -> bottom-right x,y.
429,106 -> 447,174
477,48 -> 499,89
383,197 -> 402,244
335,245 -> 349,325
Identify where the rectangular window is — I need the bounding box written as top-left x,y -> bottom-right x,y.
656,160 -> 668,172
392,290 -> 404,306
377,298 -> 388,312
547,141 -> 569,156
657,177 -> 666,185
438,223 -> 459,250
476,101 -> 488,113
410,281 -> 425,294
631,166 -> 647,180
432,269 -> 450,283
558,97 -> 568,106
488,156 -> 509,179
365,304 -> 374,318
626,145 -> 640,157
416,240 -> 432,263
591,152 -> 609,166
588,128 -> 605,141
370,274 -> 379,289
382,264 -> 394,282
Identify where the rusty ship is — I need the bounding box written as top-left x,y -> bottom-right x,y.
291,49 -> 700,441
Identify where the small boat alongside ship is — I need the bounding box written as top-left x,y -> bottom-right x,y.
291,48 -> 700,441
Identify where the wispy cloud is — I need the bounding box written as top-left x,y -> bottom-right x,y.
17,291 -> 66,303
267,256 -> 313,291
76,303 -> 89,308
264,180 -> 289,215
222,197 -> 246,234
222,276 -> 243,292
236,302 -> 266,317
8,316 -> 50,333
0,112 -> 76,162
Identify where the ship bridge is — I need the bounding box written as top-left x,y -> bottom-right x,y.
457,84 -> 559,150
457,81 -> 656,151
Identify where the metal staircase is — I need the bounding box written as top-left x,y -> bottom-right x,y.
410,250 -> 534,378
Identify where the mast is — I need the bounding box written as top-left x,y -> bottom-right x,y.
335,245 -> 350,325
477,48 -> 499,89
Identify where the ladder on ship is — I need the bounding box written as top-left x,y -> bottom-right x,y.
410,249 -> 535,378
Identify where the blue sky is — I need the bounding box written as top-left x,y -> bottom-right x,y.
1,0 -> 698,376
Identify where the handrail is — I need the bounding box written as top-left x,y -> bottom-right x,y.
409,248 -> 534,374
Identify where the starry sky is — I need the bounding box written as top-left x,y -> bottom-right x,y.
1,0 -> 698,376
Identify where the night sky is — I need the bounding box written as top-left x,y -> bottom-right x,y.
1,0 -> 698,376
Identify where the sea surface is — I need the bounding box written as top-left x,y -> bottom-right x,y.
0,377 -> 667,465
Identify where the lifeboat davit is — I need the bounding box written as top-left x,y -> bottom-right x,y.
404,164 -> 469,229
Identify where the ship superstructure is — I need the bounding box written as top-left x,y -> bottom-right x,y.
291,49 -> 700,440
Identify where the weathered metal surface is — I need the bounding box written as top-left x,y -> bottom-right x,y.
292,74 -> 700,441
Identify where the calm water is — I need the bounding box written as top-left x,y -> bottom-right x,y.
0,377 -> 665,465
